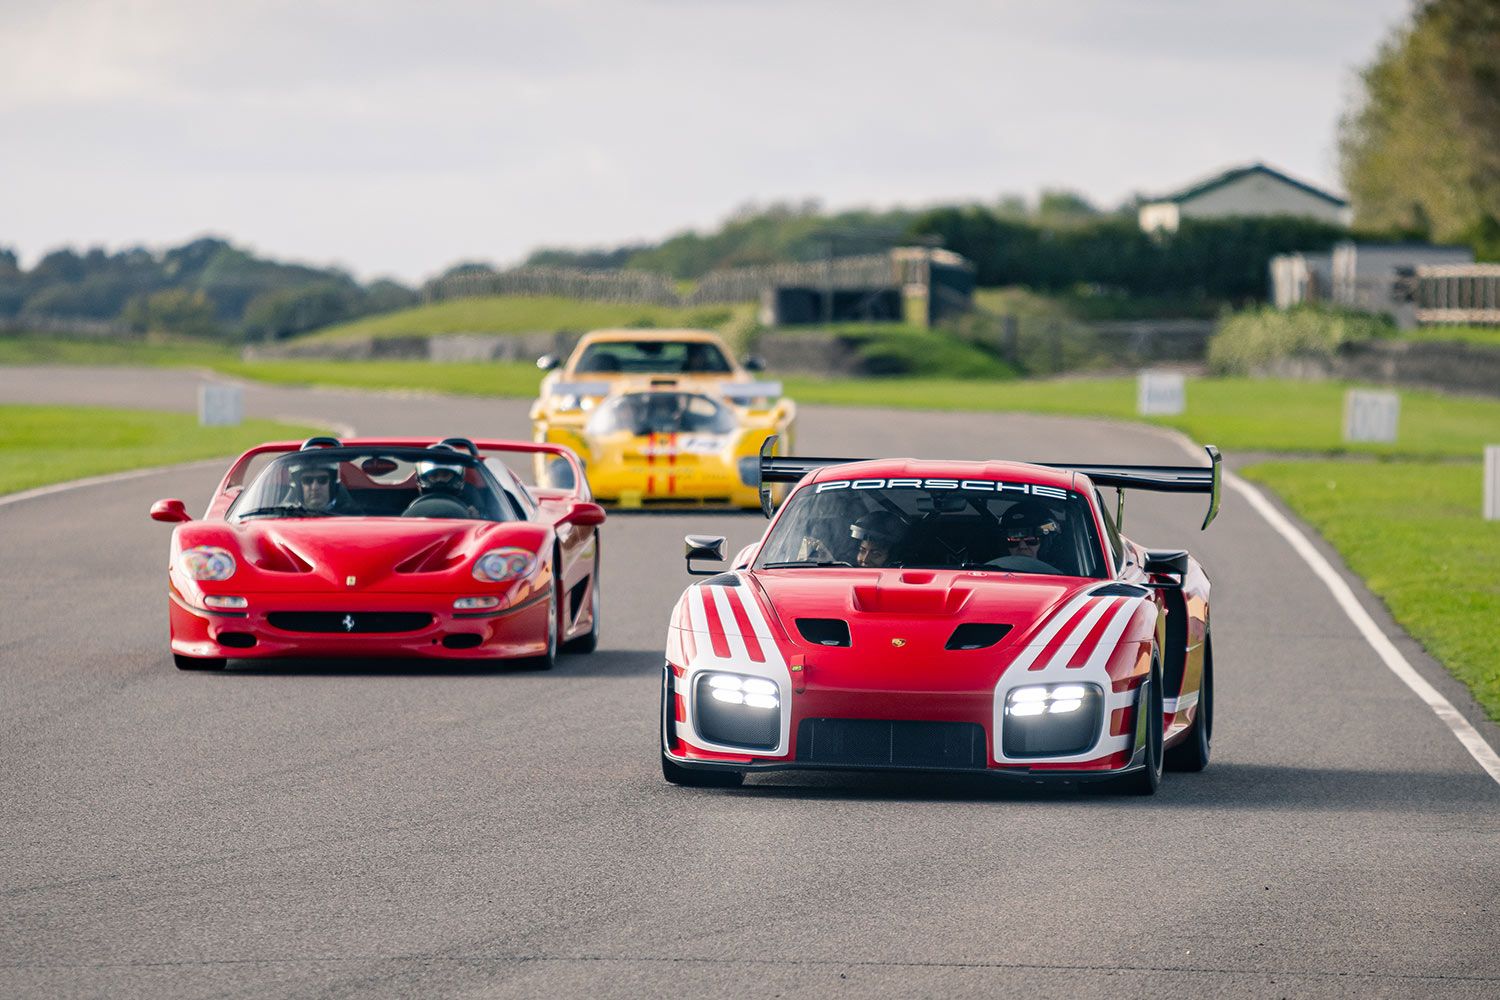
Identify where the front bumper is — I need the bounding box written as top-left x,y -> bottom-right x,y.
168,585 -> 551,661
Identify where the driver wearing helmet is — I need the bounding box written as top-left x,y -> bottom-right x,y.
413,452 -> 480,517
998,500 -> 1061,565
287,457 -> 353,514
849,510 -> 905,567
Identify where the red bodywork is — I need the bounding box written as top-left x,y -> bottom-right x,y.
155,438 -> 604,664
661,458 -> 1212,782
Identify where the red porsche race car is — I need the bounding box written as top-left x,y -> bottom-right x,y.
150,436 -> 605,671
660,440 -> 1220,794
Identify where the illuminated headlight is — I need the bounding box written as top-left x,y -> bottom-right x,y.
706,673 -> 780,709
473,548 -> 536,582
179,546 -> 236,581
1002,682 -> 1103,758
454,596 -> 502,610
203,595 -> 248,609
693,671 -> 781,750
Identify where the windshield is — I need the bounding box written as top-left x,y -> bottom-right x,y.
756,478 -> 1106,578
573,340 -> 732,374
585,392 -> 738,436
228,447 -> 517,521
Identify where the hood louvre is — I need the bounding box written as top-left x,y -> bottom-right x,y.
796,618 -> 851,647
945,623 -> 1012,650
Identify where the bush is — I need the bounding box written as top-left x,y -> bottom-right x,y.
1207,306 -> 1396,375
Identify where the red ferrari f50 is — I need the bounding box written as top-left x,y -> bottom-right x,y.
661,441 -> 1220,794
151,436 -> 604,671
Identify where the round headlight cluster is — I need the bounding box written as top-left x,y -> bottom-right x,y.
179,546 -> 236,581
474,548 -> 536,583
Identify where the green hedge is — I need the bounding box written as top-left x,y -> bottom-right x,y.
1207,306 -> 1396,375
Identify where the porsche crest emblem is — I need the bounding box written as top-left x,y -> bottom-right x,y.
891,638 -> 907,648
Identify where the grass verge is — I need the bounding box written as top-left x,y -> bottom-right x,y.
304,296 -> 756,341
1242,461 -> 1500,721
0,405 -> 326,496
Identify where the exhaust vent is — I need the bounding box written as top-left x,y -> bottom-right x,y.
796,618 -> 851,647
945,623 -> 1012,650
217,632 -> 257,649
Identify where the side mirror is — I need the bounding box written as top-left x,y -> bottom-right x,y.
743,355 -> 766,372
558,500 -> 606,528
150,498 -> 191,523
536,355 -> 560,371
1143,549 -> 1188,587
685,534 -> 727,576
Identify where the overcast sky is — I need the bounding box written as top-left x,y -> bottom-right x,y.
0,0 -> 1413,283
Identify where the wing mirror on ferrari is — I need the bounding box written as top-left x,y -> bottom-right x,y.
559,501 -> 606,527
685,534 -> 727,576
742,355 -> 766,372
150,498 -> 191,523
536,354 -> 560,371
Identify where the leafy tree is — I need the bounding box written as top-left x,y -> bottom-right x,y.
121,289 -> 220,337
1341,0 -> 1500,257
241,283 -> 361,340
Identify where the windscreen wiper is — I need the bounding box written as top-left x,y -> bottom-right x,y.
235,504 -> 336,519
761,559 -> 852,568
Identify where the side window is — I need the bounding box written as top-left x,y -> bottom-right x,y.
1095,489 -> 1126,570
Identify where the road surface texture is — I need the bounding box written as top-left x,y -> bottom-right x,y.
3,367 -> 1497,999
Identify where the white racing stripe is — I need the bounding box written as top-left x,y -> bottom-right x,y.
1156,429 -> 1500,786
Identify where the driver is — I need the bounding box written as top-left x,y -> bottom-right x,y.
998,501 -> 1061,562
415,453 -> 480,516
287,458 -> 351,514
849,511 -> 906,567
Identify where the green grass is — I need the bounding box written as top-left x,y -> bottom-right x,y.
303,295 -> 756,341
779,376 -> 1500,459
1401,325 -> 1500,348
0,333 -> 235,367
1243,461 -> 1500,721
0,405 -> 326,496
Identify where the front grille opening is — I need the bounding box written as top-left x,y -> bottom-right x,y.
266,611 -> 433,634
945,623 -> 1012,650
694,675 -> 779,750
218,632 -> 257,649
796,618 -> 851,647
796,719 -> 986,770
442,634 -> 483,650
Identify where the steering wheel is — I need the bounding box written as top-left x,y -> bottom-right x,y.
402,494 -> 472,519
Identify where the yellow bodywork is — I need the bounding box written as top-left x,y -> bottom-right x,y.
530,330 -> 796,507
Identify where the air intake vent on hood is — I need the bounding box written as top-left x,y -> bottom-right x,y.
796,618 -> 851,647
1091,583 -> 1150,598
945,623 -> 1012,651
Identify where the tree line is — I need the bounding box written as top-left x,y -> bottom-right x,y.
0,237 -> 416,340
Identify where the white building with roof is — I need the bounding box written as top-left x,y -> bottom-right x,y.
1139,162 -> 1352,233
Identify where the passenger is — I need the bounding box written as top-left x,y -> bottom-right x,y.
849,511 -> 906,567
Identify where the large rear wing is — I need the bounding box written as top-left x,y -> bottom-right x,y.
755,436 -> 1221,529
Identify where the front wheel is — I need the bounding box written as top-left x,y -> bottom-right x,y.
174,653 -> 226,671
1112,657 -> 1163,796
520,585 -> 558,671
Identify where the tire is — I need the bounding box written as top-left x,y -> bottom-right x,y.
661,750 -> 744,788
563,546 -> 601,654
1166,633 -> 1213,772
174,653 -> 226,671
520,584 -> 558,671
1112,655 -> 1164,796
659,665 -> 743,787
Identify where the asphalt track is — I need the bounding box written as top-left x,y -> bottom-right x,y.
2,366 -> 1497,1000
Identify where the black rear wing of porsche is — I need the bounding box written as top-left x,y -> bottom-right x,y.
755,436 -> 1221,529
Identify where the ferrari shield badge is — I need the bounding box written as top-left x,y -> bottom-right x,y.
891,638 -> 906,648
346,575 -> 356,588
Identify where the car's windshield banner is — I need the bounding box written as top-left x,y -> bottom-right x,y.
813,478 -> 1071,499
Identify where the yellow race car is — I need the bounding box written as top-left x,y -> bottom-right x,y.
530,330 -> 796,507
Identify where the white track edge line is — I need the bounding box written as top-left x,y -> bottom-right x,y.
1155,427 -> 1500,785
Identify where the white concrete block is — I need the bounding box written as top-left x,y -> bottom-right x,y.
198,384 -> 243,426
1137,371 -> 1186,416
1343,389 -> 1399,443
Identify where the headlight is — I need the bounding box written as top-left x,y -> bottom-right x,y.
473,548 -> 536,583
693,671 -> 781,750
179,546 -> 236,581
1002,682 -> 1103,758
454,596 -> 502,610
203,595 -> 248,609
